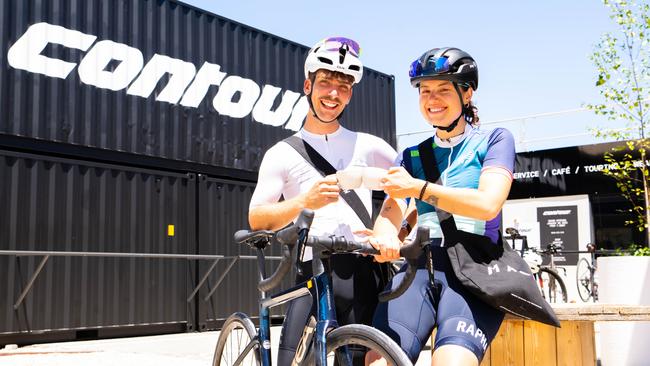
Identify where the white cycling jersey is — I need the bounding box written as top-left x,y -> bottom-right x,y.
250,126 -> 397,260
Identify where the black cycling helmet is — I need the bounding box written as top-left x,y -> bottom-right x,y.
408,47 -> 478,90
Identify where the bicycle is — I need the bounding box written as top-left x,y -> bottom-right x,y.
576,243 -> 598,302
213,209 -> 430,366
505,228 -> 568,304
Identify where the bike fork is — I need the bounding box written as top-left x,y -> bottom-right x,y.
314,319 -> 337,366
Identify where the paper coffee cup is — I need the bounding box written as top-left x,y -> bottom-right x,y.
336,167 -> 363,190
362,167 -> 387,190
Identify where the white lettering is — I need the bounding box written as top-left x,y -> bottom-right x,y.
8,22 -> 96,79
252,86 -> 301,126
513,171 -> 540,179
179,62 -> 227,108
507,265 -> 518,272
465,324 -> 475,336
456,321 -> 467,333
78,40 -> 144,91
8,22 -> 309,129
551,167 -> 571,175
213,76 -> 261,118
542,210 -> 571,216
285,96 -> 309,131
127,54 -> 196,104
487,263 -> 500,275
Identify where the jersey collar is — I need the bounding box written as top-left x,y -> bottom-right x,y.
300,125 -> 347,140
434,123 -> 474,148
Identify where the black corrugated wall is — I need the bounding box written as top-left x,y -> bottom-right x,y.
0,0 -> 397,344
0,150 -> 195,341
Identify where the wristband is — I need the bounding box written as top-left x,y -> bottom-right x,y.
401,220 -> 412,233
418,181 -> 429,201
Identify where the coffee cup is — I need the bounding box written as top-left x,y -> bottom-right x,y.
336,167 -> 363,190
362,167 -> 387,190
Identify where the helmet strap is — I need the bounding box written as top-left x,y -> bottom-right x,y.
431,83 -> 465,133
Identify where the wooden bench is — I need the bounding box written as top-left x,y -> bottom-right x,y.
431,304 -> 650,365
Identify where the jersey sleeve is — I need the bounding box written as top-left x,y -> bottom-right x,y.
249,144 -> 287,209
482,128 -> 515,178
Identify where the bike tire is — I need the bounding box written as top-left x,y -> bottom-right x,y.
213,312 -> 260,366
323,324 -> 411,366
576,257 -> 593,302
538,268 -> 568,303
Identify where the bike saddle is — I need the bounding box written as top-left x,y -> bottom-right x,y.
234,230 -> 275,248
505,227 -> 520,237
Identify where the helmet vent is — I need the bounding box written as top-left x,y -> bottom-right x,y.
317,57 -> 333,65
348,65 -> 360,71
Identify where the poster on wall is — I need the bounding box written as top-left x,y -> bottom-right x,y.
537,205 -> 579,265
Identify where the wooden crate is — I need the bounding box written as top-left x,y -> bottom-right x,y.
431,304 -> 650,366
480,320 -> 594,366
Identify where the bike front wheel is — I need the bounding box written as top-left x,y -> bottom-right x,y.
538,268 -> 568,303
324,324 -> 411,366
213,312 -> 260,366
576,257 -> 594,302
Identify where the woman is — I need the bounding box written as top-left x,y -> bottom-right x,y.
367,47 -> 516,365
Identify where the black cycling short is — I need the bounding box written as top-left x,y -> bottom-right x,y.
372,245 -> 504,363
277,254 -> 391,366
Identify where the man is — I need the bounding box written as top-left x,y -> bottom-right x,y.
248,37 -> 397,365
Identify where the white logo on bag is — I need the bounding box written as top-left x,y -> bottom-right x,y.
7,22 -> 308,130
487,263 -> 531,277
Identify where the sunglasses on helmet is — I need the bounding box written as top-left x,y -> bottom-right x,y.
323,37 -> 361,57
408,56 -> 450,78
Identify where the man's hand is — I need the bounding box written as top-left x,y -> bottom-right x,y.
368,235 -> 401,263
302,175 -> 340,210
381,167 -> 421,199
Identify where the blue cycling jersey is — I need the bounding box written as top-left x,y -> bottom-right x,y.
401,124 -> 515,244
373,124 -> 516,363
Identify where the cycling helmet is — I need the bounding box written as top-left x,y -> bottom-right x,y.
408,47 -> 478,90
304,37 -> 363,84
408,47 -> 478,132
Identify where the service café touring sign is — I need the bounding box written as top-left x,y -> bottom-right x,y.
510,140 -> 647,198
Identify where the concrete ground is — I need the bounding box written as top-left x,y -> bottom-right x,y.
0,327 -> 432,366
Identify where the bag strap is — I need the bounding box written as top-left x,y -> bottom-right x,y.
416,137 -> 458,236
283,135 -> 373,229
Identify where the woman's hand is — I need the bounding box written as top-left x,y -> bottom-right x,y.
368,235 -> 401,263
381,167 -> 422,199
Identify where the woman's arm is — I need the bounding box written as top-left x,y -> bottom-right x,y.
382,167 -> 513,220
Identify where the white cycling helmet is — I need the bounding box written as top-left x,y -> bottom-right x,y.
304,37 -> 363,84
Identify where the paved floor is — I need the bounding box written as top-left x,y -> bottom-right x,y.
0,327 -> 432,366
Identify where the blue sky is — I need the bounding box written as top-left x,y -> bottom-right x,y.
182,0 -> 619,152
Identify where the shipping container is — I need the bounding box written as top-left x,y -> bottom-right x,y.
0,149 -> 196,342
0,0 -> 397,344
0,0 -> 396,176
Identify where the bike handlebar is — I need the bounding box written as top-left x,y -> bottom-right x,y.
301,226 -> 430,302
238,209 -> 430,300
256,210 -> 315,292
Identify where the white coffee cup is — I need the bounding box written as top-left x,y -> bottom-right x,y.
336,167 -> 363,190
361,167 -> 387,190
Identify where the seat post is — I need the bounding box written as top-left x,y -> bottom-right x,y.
256,248 -> 267,282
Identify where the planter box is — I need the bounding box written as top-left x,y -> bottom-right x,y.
597,256 -> 650,366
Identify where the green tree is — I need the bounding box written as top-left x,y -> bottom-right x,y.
588,0 -> 650,247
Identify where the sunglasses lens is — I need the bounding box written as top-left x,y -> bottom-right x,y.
324,37 -> 361,56
408,59 -> 421,78
432,57 -> 450,73
411,56 -> 451,78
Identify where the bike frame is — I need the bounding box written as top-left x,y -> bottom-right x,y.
236,247 -> 344,366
